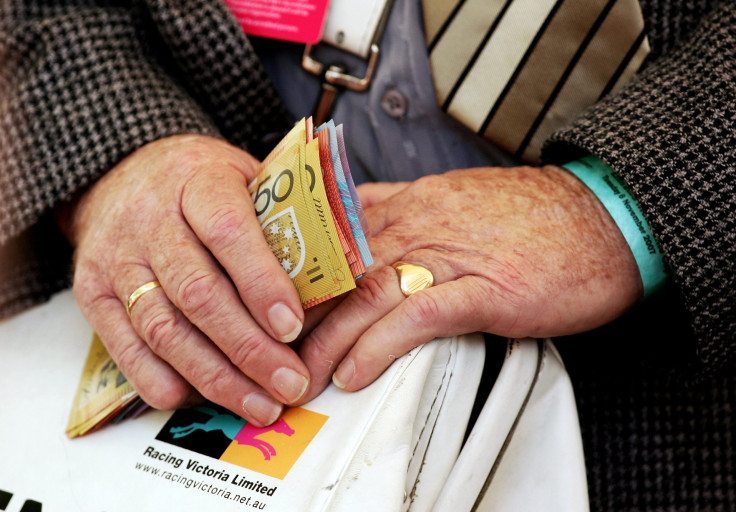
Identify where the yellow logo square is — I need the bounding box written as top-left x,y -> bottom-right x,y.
220,407 -> 328,479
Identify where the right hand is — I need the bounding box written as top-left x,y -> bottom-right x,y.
67,135 -> 310,426
295,166 -> 642,400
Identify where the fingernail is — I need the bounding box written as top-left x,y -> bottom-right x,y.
268,303 -> 303,343
271,367 -> 309,403
242,392 -> 282,426
332,358 -> 355,390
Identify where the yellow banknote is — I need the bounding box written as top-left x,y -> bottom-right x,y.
303,137 -> 355,307
66,333 -> 140,438
68,118 -> 360,437
249,123 -> 353,306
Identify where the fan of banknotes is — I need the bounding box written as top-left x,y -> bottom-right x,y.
66,118 -> 373,438
250,117 -> 373,306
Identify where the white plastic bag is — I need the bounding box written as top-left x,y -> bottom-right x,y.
0,291 -> 587,511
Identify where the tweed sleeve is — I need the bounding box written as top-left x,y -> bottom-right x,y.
0,1 -> 291,317
0,2 -> 223,316
542,2 -> 736,377
0,2 -> 225,244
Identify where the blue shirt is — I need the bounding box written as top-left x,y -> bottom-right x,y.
253,0 -> 521,186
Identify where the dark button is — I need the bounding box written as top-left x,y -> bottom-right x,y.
381,88 -> 408,119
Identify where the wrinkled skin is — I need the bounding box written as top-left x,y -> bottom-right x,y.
66,135 -> 641,424
295,166 -> 641,402
68,135 -> 310,427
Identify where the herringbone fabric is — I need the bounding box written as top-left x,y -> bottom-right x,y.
0,1 -> 733,510
543,0 -> 736,381
564,343 -> 736,511
0,0 -> 291,314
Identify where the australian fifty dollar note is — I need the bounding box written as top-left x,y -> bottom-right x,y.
67,119 -> 364,438
249,119 -> 356,308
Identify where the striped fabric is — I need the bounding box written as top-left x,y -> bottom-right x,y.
424,0 -> 650,163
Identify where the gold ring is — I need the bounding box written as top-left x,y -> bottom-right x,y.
392,261 -> 434,297
126,280 -> 161,316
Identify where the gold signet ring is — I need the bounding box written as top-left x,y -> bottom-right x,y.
392,262 -> 434,297
126,280 -> 162,316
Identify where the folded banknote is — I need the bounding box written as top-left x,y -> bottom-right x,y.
67,118 -> 371,437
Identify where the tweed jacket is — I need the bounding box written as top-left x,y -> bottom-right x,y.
1,1 -> 734,510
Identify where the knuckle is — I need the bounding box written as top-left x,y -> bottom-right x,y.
73,284 -> 106,318
414,173 -> 444,187
410,174 -> 460,209
406,291 -> 442,326
72,269 -> 108,314
235,264 -> 274,304
302,327 -> 339,367
112,338 -> 149,379
169,138 -> 213,172
108,338 -> 190,410
192,363 -> 233,400
229,334 -> 268,372
412,174 -> 446,194
352,267 -> 396,310
204,205 -> 248,250
141,306 -> 185,354
176,268 -> 220,318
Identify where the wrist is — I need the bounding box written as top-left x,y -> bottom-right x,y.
562,156 -> 669,299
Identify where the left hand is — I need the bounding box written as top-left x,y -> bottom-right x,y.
295,165 -> 642,400
66,135 -> 310,426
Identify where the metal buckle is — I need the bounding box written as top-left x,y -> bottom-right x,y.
302,43 -> 381,124
301,0 -> 393,124
302,43 -> 380,93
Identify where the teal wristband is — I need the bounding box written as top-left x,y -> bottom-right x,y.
562,155 -> 669,299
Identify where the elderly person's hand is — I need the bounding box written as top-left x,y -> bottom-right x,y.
295,165 -> 642,400
66,135 -> 310,426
